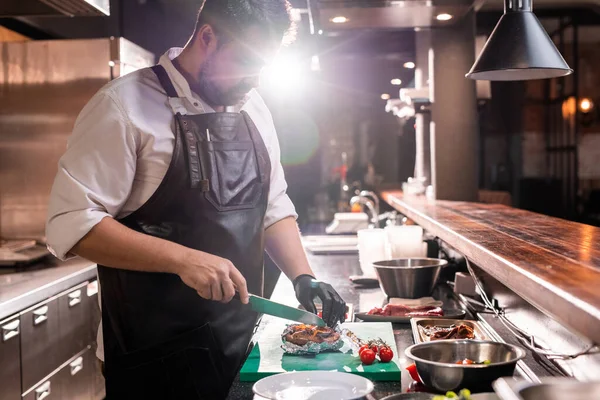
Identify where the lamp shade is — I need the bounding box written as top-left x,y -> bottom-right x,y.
466,0 -> 573,81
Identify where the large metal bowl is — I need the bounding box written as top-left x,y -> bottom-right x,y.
373,258 -> 447,298
405,340 -> 526,392
493,377 -> 600,400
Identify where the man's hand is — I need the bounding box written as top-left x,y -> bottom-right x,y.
176,251 -> 249,304
293,274 -> 346,327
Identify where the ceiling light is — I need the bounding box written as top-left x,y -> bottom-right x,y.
436,13 -> 453,21
381,93 -> 391,100
331,16 -> 348,24
466,0 -> 572,81
404,62 -> 416,69
391,79 -> 402,86
580,98 -> 594,113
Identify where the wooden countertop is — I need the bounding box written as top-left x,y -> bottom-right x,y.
382,190 -> 600,344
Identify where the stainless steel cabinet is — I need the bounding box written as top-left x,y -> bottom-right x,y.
20,298 -> 61,392
4,278 -> 104,399
58,282 -> 90,364
0,315 -> 21,400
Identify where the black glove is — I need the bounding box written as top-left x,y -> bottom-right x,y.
293,274 -> 346,327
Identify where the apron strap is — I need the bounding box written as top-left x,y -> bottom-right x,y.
151,65 -> 178,98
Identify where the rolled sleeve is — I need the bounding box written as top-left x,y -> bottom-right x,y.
263,119 -> 297,228
46,90 -> 137,260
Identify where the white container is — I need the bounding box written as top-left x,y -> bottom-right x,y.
385,225 -> 425,258
357,228 -> 390,278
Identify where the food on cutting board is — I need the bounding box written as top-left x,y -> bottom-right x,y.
281,324 -> 344,355
455,358 -> 491,365
283,324 -> 341,346
358,339 -> 394,365
433,389 -> 472,400
423,324 -> 475,340
367,304 -> 444,317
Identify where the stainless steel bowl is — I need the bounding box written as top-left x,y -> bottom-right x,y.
493,377 -> 600,400
405,340 -> 526,392
373,258 -> 447,298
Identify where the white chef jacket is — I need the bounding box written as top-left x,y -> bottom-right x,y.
45,48 -> 297,360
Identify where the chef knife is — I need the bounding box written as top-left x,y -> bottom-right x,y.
235,293 -> 327,327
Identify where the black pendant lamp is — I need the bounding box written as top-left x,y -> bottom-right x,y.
466,0 -> 573,81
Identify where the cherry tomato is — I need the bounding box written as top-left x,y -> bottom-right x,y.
406,363 -> 422,383
370,344 -> 379,354
360,349 -> 376,365
379,346 -> 394,363
358,344 -> 370,356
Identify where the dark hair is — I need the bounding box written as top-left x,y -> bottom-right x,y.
195,0 -> 296,46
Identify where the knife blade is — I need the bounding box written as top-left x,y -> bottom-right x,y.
236,293 -> 326,327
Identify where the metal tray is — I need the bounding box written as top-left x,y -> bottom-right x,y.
355,308 -> 466,324
0,244 -> 50,267
410,317 -> 491,343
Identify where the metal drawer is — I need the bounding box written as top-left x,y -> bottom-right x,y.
58,349 -> 92,400
20,298 -> 60,393
58,282 -> 90,363
0,315 -> 22,400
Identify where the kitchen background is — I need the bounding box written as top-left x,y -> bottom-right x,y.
2,0 -> 600,239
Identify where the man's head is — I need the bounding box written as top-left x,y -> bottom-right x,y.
188,0 -> 295,107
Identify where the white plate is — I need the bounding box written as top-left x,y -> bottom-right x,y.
253,371 -> 374,400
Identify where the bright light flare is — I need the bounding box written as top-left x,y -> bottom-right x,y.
331,16 -> 349,24
262,54 -> 307,96
580,98 -> 594,113
436,13 -> 453,21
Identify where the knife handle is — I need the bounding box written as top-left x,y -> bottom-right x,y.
233,291 -> 253,303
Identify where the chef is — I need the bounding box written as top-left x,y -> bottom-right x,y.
45,1 -> 346,398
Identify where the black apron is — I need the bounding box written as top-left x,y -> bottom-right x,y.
97,65 -> 271,399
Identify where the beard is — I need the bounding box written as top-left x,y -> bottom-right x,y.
197,53 -> 254,107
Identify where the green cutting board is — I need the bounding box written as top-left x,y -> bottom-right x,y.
239,322 -> 401,382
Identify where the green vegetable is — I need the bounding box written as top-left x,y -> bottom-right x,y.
482,359 -> 491,365
432,389 -> 471,400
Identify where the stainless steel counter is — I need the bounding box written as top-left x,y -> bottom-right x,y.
0,257 -> 97,321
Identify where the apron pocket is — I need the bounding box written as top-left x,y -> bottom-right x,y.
107,324 -> 226,400
200,141 -> 263,211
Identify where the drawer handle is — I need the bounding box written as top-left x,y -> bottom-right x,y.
33,305 -> 49,325
68,289 -> 82,307
35,381 -> 51,400
1,319 -> 19,342
70,356 -> 84,376
87,280 -> 98,297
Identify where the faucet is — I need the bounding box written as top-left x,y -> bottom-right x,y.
359,191 -> 379,217
350,195 -> 379,228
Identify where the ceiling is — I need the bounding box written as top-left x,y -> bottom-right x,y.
290,0 -> 600,34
